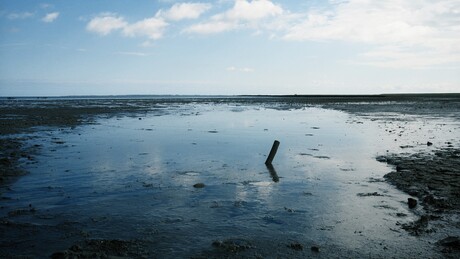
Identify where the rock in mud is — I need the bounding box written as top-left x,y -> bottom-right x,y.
311,245 -> 320,252
287,242 -> 303,251
193,183 -> 205,188
357,192 -> 384,197
284,207 -> 294,213
437,236 -> 460,249
408,198 -> 417,209
212,239 -> 253,253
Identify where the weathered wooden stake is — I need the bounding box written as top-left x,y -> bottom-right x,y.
265,140 -> 280,165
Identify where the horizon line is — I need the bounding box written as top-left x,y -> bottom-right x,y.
1,93 -> 460,99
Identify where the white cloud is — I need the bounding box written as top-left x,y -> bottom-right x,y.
87,14 -> 128,35
116,51 -> 150,57
40,3 -> 53,9
7,12 -> 34,20
227,66 -> 254,72
158,2 -> 212,21
381,81 -> 460,93
284,1 -> 434,43
186,20 -> 237,34
220,0 -> 283,21
123,17 -> 168,40
140,40 -> 154,47
241,67 -> 254,72
282,0 -> 460,68
42,12 -> 59,23
87,13 -> 167,40
185,0 -> 283,34
84,0 -> 459,68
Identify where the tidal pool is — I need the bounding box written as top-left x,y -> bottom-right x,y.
2,101 -> 458,257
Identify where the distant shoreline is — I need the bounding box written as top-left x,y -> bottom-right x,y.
1,93 -> 460,100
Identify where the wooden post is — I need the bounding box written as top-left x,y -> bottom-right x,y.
265,140 -> 280,165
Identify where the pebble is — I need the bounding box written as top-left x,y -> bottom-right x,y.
193,183 -> 205,188
408,198 -> 417,209
437,236 -> 460,248
287,243 -> 303,251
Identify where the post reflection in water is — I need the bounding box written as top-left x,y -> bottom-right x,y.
266,163 -> 279,182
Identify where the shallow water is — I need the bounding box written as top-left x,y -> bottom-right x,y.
2,101 -> 459,257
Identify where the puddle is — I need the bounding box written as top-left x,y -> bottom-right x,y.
1,102 -> 458,257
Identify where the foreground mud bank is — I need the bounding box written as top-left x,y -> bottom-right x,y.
377,148 -> 460,256
378,148 -> 460,214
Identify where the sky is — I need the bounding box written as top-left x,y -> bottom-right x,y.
0,0 -> 459,96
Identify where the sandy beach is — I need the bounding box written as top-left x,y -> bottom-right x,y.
1,95 -> 459,258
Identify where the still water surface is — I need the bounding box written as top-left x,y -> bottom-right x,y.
3,102 -> 457,257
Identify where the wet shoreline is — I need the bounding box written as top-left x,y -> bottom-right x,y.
1,95 -> 459,257
376,148 -> 460,255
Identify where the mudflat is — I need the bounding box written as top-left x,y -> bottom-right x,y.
1,95 -> 459,258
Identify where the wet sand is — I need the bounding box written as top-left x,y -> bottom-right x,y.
1,94 -> 460,258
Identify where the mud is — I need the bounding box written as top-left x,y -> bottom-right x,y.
51,239 -> 150,259
0,138 -> 40,189
376,148 -> 460,257
377,148 -> 460,212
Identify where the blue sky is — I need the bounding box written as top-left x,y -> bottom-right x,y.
1,0 -> 459,96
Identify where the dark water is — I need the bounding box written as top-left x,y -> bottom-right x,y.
1,101 -> 459,257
